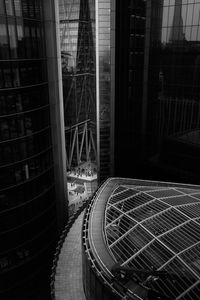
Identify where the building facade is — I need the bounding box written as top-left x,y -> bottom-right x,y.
0,0 -> 67,299
57,0 -> 200,184
115,0 -> 200,185
59,0 -> 115,183
115,0 -> 146,178
96,0 -> 115,182
59,0 -> 97,172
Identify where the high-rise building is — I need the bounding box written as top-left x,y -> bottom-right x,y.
115,0 -> 146,178
0,1 -> 67,299
59,0 -> 115,183
58,0 -> 200,185
59,0 -> 96,171
115,0 -> 200,185
95,0 -> 115,181
50,1 -> 200,300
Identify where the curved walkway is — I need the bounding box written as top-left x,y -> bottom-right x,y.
54,211 -> 86,300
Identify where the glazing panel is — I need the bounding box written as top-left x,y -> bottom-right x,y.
0,2 -> 5,15
14,0 -> 22,16
0,23 -> 9,59
5,0 -> 14,16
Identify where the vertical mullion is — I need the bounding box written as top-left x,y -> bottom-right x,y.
4,1 -> 12,60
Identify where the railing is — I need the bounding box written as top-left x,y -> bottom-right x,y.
81,179 -> 125,299
50,197 -> 90,300
82,178 -> 144,300
82,197 -> 123,299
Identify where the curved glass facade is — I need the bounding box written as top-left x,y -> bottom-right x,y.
0,1 -> 57,298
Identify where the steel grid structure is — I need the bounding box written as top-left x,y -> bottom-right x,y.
105,182 -> 200,299
82,177 -> 200,300
59,0 -> 96,170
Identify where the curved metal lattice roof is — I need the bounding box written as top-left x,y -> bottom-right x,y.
105,184 -> 200,299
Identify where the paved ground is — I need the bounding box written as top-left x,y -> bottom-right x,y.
67,171 -> 97,181
54,211 -> 86,300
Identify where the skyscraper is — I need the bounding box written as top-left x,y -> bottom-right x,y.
115,0 -> 146,178
0,1 -> 67,299
51,1 -> 200,299
59,0 -> 96,172
96,0 -> 115,181
59,0 -> 115,182
115,0 -> 200,185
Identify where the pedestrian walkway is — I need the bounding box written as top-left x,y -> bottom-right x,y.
54,211 -> 86,300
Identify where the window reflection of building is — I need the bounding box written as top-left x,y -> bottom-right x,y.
115,0 -> 146,178
169,0 -> 185,42
147,0 -> 200,183
115,0 -> 200,184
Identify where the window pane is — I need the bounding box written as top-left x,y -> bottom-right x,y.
8,24 -> 17,58
0,23 -> 9,59
5,0 -> 14,16
14,0 -> 22,16
0,2 -> 5,15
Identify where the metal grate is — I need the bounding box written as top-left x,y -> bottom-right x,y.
105,183 -> 200,300
150,258 -> 198,299
127,199 -> 168,222
177,203 -> 200,218
109,188 -> 138,204
112,185 -> 127,195
181,282 -> 200,300
160,221 -> 200,253
142,207 -> 188,236
161,195 -> 200,206
146,188 -> 183,198
180,242 -> 200,276
127,240 -> 174,270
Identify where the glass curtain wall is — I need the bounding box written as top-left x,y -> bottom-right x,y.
115,0 -> 146,178
115,0 -> 200,184
146,0 -> 200,184
97,0 -> 113,182
0,1 -> 57,298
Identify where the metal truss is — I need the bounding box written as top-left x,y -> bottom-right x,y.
59,0 -> 96,170
65,119 -> 96,170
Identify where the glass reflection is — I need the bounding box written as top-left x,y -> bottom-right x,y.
0,23 -> 9,59
0,2 -> 5,14
14,0 -> 22,16
147,0 -> 200,183
8,24 -> 17,58
98,1 -> 112,181
5,0 -> 14,16
162,1 -> 200,43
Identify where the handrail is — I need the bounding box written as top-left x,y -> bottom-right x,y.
50,197 -> 90,300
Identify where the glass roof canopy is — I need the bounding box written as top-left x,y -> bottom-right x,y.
105,184 -> 200,299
